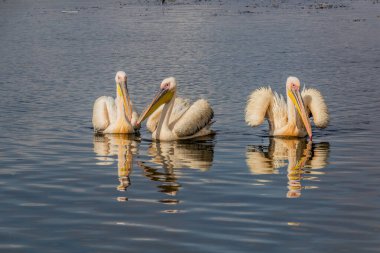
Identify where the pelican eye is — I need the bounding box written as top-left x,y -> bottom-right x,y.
291,83 -> 298,90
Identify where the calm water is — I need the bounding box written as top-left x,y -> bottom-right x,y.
1,0 -> 380,252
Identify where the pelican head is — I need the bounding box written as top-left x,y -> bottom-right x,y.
115,71 -> 133,122
136,77 -> 177,126
286,76 -> 312,139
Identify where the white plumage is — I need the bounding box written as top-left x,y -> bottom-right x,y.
92,71 -> 139,134
92,96 -> 117,132
137,77 -> 214,141
173,99 -> 214,138
301,88 -> 329,128
245,76 -> 329,139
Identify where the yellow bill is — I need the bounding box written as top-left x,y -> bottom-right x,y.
117,81 -> 133,122
287,88 -> 312,140
136,87 -> 174,126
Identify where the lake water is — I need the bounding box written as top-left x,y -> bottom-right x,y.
1,0 -> 380,252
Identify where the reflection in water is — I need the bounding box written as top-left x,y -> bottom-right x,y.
138,139 -> 214,207
146,139 -> 214,171
246,138 -> 330,198
93,134 -> 139,197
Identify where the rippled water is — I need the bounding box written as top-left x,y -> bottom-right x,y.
1,0 -> 380,252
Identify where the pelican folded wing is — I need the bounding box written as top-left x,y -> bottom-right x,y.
173,99 -> 214,138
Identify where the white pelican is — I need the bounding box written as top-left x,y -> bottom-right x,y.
136,77 -> 214,141
92,71 -> 139,134
245,76 -> 329,139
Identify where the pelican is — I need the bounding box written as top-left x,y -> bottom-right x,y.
92,71 -> 139,134
136,77 -> 214,141
245,76 -> 329,139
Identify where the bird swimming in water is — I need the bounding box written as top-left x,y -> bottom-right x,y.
245,76 -> 329,140
92,71 -> 139,134
136,77 -> 214,141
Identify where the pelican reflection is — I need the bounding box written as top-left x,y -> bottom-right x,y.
93,134 -> 139,193
246,138 -> 329,198
147,139 -> 214,171
138,139 -> 215,200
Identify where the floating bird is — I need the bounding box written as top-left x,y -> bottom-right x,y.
245,76 -> 329,139
137,77 -> 214,141
92,71 -> 139,134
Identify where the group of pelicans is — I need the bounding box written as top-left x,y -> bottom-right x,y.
92,71 -> 329,140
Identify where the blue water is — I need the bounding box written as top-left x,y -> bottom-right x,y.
1,0 -> 380,252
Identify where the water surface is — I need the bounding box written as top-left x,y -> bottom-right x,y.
1,0 -> 380,252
